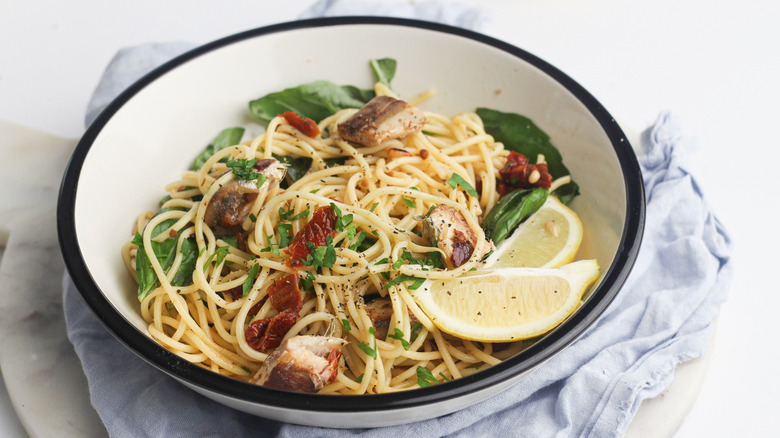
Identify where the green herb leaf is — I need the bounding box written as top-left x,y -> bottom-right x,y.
303,236 -> 337,270
348,231 -> 368,251
410,322 -> 423,342
358,341 -> 377,359
225,158 -> 259,180
204,245 -> 230,270
384,274 -> 425,290
243,264 -> 260,297
189,127 -> 245,171
279,205 -> 310,222
277,223 -> 292,248
330,202 -> 354,231
416,366 -> 439,387
370,58 -> 397,88
134,212 -> 186,300
341,318 -> 352,333
387,328 -> 410,350
355,373 -> 364,383
487,187 -> 549,245
249,80 -> 374,124
273,153 -> 312,188
170,238 -> 198,286
402,197 -> 416,209
447,173 -> 478,198
476,107 -> 579,203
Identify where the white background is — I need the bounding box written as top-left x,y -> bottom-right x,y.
1,0 -> 777,436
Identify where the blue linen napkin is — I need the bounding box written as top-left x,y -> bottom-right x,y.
63,2 -> 733,437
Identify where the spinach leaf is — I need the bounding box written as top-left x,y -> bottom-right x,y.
476,108 -> 579,203
171,238 -> 198,286
248,58 -> 397,124
249,80 -> 374,124
370,58 -> 397,88
189,127 -> 245,170
488,187 -> 549,245
273,153 -> 313,187
134,208 -> 196,300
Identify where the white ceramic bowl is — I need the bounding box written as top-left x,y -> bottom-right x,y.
58,17 -> 644,427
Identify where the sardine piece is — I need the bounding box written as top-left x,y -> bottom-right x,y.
204,158 -> 286,236
251,335 -> 346,393
364,296 -> 420,341
421,205 -> 493,269
338,96 -> 426,147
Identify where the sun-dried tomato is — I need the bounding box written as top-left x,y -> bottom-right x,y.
285,206 -> 337,268
245,310 -> 300,351
498,151 -> 552,192
244,275 -> 304,351
268,274 -> 302,312
282,111 -> 320,138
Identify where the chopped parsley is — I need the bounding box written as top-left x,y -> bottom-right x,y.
204,245 -> 230,271
384,274 -> 425,290
348,231 -> 368,251
277,223 -> 292,248
279,205 -> 310,222
416,366 -> 439,387
225,158 -> 260,181
358,340 -> 377,359
387,328 -> 410,350
410,322 -> 423,342
303,236 -> 337,269
357,327 -> 378,359
242,263 -> 259,297
330,202 -> 354,231
300,271 -> 316,291
341,318 -> 352,333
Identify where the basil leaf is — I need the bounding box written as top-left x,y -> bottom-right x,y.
248,58 -> 396,124
476,108 -> 579,202
135,215 -> 179,300
370,58 -> 397,88
189,127 -> 245,170
249,80 -> 374,124
489,187 -> 549,245
171,238 -> 198,286
273,153 -> 312,187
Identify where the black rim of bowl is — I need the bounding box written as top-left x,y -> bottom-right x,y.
57,16 -> 645,414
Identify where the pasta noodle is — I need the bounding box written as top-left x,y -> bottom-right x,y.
123,86 -> 537,394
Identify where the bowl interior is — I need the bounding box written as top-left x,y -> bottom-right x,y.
62,19 -> 641,423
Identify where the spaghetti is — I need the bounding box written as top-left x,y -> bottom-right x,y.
122,85 -> 538,394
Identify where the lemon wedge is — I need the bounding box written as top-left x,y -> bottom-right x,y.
411,260 -> 600,342
483,196 -> 583,269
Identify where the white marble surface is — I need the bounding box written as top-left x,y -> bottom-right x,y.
0,121 -> 106,437
1,0 -> 778,436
